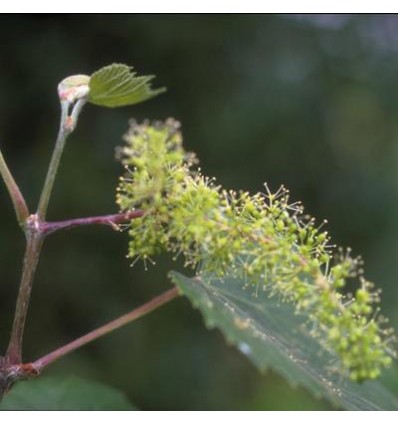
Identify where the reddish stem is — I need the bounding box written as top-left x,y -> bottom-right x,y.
5,234 -> 43,364
32,287 -> 179,372
40,210 -> 145,235
0,148 -> 29,226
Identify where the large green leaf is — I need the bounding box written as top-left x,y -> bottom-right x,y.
0,376 -> 137,410
170,271 -> 398,411
89,64 -> 165,108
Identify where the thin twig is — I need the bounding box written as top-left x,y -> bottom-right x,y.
41,210 -> 145,235
32,287 -> 179,371
0,148 -> 29,226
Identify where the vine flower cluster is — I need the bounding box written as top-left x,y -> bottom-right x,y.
116,118 -> 395,382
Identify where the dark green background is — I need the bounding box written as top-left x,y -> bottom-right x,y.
1,14 -> 398,410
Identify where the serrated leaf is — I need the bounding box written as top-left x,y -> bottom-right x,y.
0,376 -> 137,411
89,64 -> 165,108
170,271 -> 398,411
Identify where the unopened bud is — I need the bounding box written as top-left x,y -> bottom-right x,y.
58,75 -> 90,103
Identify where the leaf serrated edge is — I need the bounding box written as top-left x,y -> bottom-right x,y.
170,272 -> 331,402
168,271 -> 378,410
88,63 -> 165,107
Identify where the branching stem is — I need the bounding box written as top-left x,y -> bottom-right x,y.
0,76 -> 167,400
0,287 -> 178,400
2,98 -> 87,371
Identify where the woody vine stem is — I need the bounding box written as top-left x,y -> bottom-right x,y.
0,84 -> 178,398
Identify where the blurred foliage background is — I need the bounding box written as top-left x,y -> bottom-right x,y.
1,14 -> 398,410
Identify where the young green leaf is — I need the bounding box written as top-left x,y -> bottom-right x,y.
88,63 -> 165,108
170,271 -> 398,411
0,375 -> 137,410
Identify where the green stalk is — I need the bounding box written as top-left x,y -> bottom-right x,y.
36,100 -> 70,220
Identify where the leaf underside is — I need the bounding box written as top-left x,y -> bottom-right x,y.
170,271 -> 398,411
0,376 -> 137,411
89,63 -> 165,108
